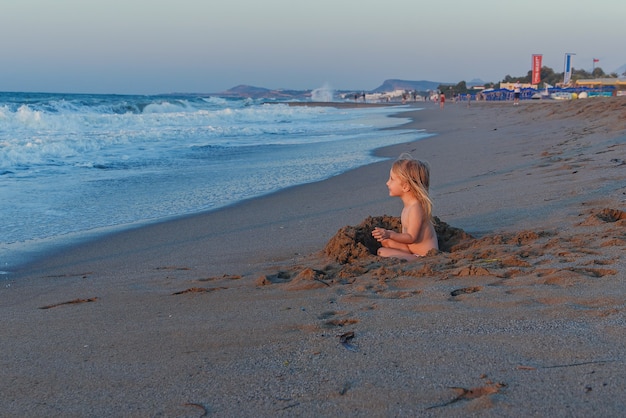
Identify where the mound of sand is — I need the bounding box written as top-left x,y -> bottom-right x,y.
323,215 -> 473,263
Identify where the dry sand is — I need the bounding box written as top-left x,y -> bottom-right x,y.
2,97 -> 626,417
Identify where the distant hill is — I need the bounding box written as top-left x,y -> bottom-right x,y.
214,79 -> 458,99
614,64 -> 626,76
216,85 -> 311,100
467,78 -> 487,86
371,79 -> 443,93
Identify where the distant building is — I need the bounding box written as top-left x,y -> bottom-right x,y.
575,78 -> 626,87
575,78 -> 626,96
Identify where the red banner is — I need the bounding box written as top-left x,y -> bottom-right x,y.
532,54 -> 542,84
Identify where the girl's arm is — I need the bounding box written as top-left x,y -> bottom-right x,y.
372,204 -> 423,244
372,227 -> 416,244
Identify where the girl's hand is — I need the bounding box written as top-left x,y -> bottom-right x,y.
372,227 -> 389,242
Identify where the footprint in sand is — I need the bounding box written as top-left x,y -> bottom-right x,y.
171,287 -> 227,295
450,286 -> 482,297
318,311 -> 360,328
427,381 -> 506,410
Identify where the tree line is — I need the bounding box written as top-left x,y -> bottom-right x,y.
438,66 -> 622,96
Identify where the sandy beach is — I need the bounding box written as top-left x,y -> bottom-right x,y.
2,97 -> 626,416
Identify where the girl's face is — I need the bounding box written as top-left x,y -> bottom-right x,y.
386,169 -> 406,197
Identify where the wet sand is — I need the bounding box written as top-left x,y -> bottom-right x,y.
2,97 -> 626,416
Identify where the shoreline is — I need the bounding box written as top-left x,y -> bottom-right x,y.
6,149 -> 412,281
3,102 -> 414,276
3,98 -> 626,416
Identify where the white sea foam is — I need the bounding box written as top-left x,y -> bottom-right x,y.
311,83 -> 335,102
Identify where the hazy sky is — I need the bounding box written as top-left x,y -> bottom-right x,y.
2,0 -> 624,95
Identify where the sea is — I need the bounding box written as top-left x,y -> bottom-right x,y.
0,91 -> 427,274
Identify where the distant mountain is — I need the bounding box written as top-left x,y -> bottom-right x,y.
614,64 -> 626,76
371,79 -> 443,93
213,79 -> 462,99
216,85 -> 310,99
467,78 -> 487,86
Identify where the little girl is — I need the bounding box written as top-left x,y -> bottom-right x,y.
372,153 -> 438,260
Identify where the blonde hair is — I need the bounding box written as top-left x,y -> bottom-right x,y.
391,153 -> 433,220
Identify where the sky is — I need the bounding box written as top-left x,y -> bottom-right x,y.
2,0 -> 625,95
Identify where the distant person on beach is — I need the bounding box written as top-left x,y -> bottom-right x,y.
514,81 -> 521,105
439,92 -> 445,109
372,153 -> 438,260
